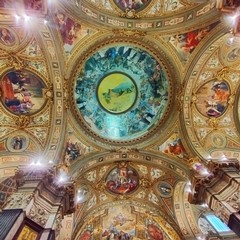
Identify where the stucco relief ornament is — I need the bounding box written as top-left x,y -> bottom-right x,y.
94,180 -> 106,193
15,115 -> 32,129
191,94 -> 197,104
28,203 -> 49,227
120,9 -> 139,18
216,67 -> 229,81
7,55 -> 26,71
140,177 -> 151,189
5,193 -> 33,209
207,118 -> 219,129
227,191 -> 240,211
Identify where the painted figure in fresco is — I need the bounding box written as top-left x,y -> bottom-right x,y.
227,47 -> 240,61
0,70 -> 45,114
102,213 -> 133,240
164,138 -> 187,158
165,0 -> 180,11
65,139 -> 85,161
74,44 -> 169,140
195,80 -> 229,118
205,81 -> 229,117
0,28 -> 14,45
169,23 -> 217,61
160,185 -> 172,196
55,12 -> 81,46
102,81 -> 135,105
147,224 -> 164,240
24,0 -> 43,10
115,0 -> 150,11
12,137 -> 23,150
79,230 -> 92,240
222,0 -> 240,8
1,72 -> 34,114
106,166 -> 139,194
0,0 -> 14,8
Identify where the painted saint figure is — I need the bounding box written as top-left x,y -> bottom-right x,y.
147,224 -> 164,240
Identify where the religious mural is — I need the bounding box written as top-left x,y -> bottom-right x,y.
195,80 -> 230,118
101,205 -> 165,239
0,0 -> 45,12
74,44 -> 169,141
216,0 -> 240,12
168,22 -> 219,62
0,70 -> 46,115
7,134 -> 29,152
64,129 -> 89,163
114,0 -> 151,12
0,28 -> 15,46
54,11 -> 91,53
106,163 -> 139,195
157,133 -> 188,159
76,204 -> 171,239
164,0 -> 184,12
97,72 -> 137,114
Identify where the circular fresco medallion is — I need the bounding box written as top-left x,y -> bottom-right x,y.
158,181 -> 173,198
77,185 -> 90,203
7,134 -> 29,152
106,166 -> 139,195
195,80 -> 230,118
97,72 -> 137,114
0,70 -> 46,115
0,28 -> 15,46
113,0 -> 151,12
74,44 -> 169,141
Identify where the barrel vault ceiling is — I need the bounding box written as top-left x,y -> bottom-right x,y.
0,0 -> 239,239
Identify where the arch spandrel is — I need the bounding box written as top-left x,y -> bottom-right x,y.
182,33 -> 240,161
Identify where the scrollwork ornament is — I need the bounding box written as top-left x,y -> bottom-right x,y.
207,118 -> 219,129
216,67 -> 230,81
191,94 -> 198,104
63,78 -> 69,109
44,85 -> 54,104
15,115 -> 32,129
7,54 -> 26,71
95,180 -> 105,193
140,177 -> 151,189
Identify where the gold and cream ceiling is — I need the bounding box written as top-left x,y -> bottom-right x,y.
0,0 -> 239,239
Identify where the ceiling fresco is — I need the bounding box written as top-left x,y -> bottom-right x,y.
0,69 -> 46,115
0,0 -> 239,240
73,43 -> 170,142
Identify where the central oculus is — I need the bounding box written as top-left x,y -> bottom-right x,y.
97,72 -> 137,114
